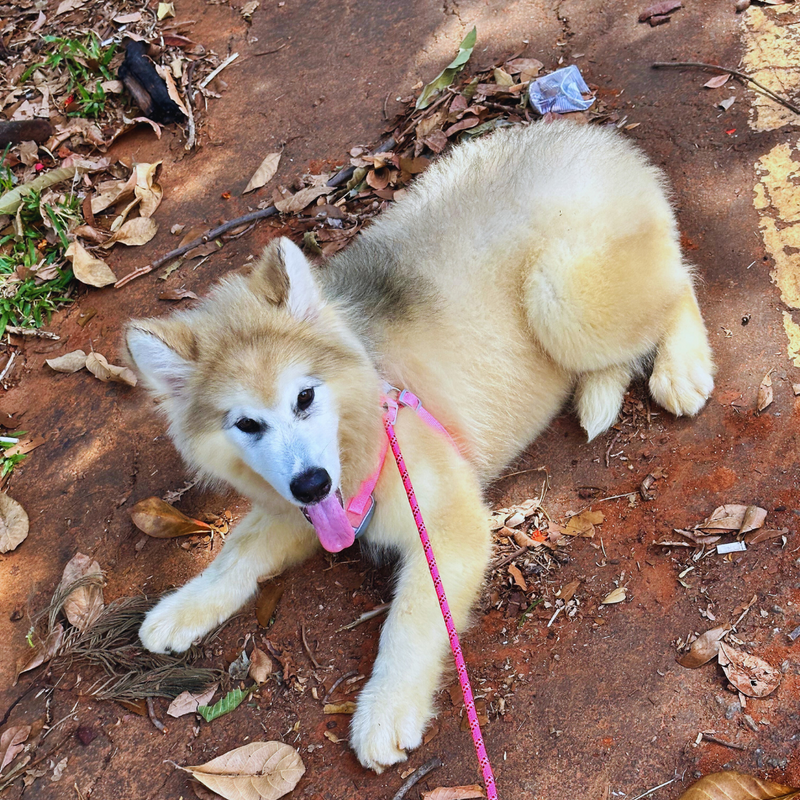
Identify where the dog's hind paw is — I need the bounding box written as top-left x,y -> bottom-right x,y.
649,350 -> 715,417
349,684 -> 431,773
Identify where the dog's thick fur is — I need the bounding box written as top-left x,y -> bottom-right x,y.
126,121 -> 714,772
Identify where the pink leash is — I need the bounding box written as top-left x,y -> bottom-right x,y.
382,396 -> 498,800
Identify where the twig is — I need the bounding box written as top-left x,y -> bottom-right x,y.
492,545 -> 528,570
336,603 -> 391,632
496,466 -> 548,481
652,61 -> 800,115
199,52 -> 239,89
114,136 -> 397,288
629,778 -> 675,800
146,696 -> 167,733
253,42 -> 287,57
701,732 -> 747,751
300,624 -> 322,670
6,326 -> 59,339
0,351 -> 17,383
184,60 -> 197,152
390,756 -> 443,800
605,430 -> 623,468
322,670 -> 358,704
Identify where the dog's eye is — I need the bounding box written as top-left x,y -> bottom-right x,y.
235,417 -> 264,434
297,387 -> 314,411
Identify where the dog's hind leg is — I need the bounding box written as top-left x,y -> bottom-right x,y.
649,282 -> 715,416
574,362 -> 632,441
139,509 -> 318,653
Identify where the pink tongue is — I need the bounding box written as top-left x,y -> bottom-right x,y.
305,494 -> 355,553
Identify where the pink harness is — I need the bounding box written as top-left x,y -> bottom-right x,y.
348,388 -> 498,799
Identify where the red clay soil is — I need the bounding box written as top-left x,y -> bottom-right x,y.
1,1 -> 799,799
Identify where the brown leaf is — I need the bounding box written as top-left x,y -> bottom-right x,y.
601,587 -> 627,605
0,724 -> 31,772
167,684 -> 218,718
58,552 -> 104,630
175,741 -> 305,800
323,702 -> 356,715
133,162 -> 163,218
704,74 -> 731,89
102,217 -> 158,248
422,787 -> 485,800
255,582 -> 285,627
443,117 -> 480,138
757,371 -> 773,412
274,185 -> 331,214
0,493 -> 30,554
718,642 -> 781,698
129,497 -> 213,538
85,352 -> 138,387
744,527 -> 788,545
423,129 -> 449,154
699,504 -> 767,533
638,0 -> 681,22
249,648 -> 273,684
65,240 -> 117,287
91,174 -> 137,215
16,623 -> 64,680
557,579 -> 581,604
564,509 -> 604,538
505,58 -> 543,81
677,771 -> 799,799
677,625 -> 730,668
158,288 -> 198,301
493,67 -> 514,86
507,563 -> 527,591
45,350 -> 87,373
243,153 -> 281,194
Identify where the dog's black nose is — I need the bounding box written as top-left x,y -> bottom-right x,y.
290,468 -> 332,504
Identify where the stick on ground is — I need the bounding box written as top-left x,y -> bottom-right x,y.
390,756 -> 444,800
652,61 -> 800,115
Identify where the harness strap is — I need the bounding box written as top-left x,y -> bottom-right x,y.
382,407 -> 498,800
345,388 -> 454,532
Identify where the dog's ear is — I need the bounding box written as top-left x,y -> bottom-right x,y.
125,318 -> 197,398
250,237 -> 322,321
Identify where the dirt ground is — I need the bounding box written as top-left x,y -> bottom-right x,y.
2,1 -> 799,798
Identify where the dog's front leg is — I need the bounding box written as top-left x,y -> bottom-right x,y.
350,496 -> 491,772
140,508 -> 318,653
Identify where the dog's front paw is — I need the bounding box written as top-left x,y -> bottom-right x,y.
350,682 -> 432,773
139,591 -> 213,654
649,350 -> 715,418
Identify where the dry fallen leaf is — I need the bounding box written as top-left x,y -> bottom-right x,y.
167,684 -> 219,718
91,173 -> 137,215
132,162 -> 163,218
557,579 -> 581,604
678,771 -> 799,799
638,0 -> 681,22
102,216 -> 158,248
58,552 -> 104,631
698,504 -> 766,534
757,371 -> 773,412
244,153 -> 281,194
129,497 -> 213,538
507,563 -> 527,591
85,352 -> 138,387
256,582 -> 285,627
274,185 -> 332,214
175,741 -> 305,800
0,494 -> 29,554
249,648 -> 273,684
65,240 -> 117,287
601,587 -> 627,605
46,350 -> 87,373
15,623 -> 64,680
718,642 -> 781,698
56,0 -> 86,14
704,74 -> 731,89
323,702 -> 356,715
677,625 -> 730,668
0,724 -> 31,772
564,509 -> 604,538
422,787 -> 485,800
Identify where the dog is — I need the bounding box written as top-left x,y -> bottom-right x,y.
125,120 -> 715,772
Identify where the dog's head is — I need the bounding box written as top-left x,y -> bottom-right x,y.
126,237 -> 382,539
